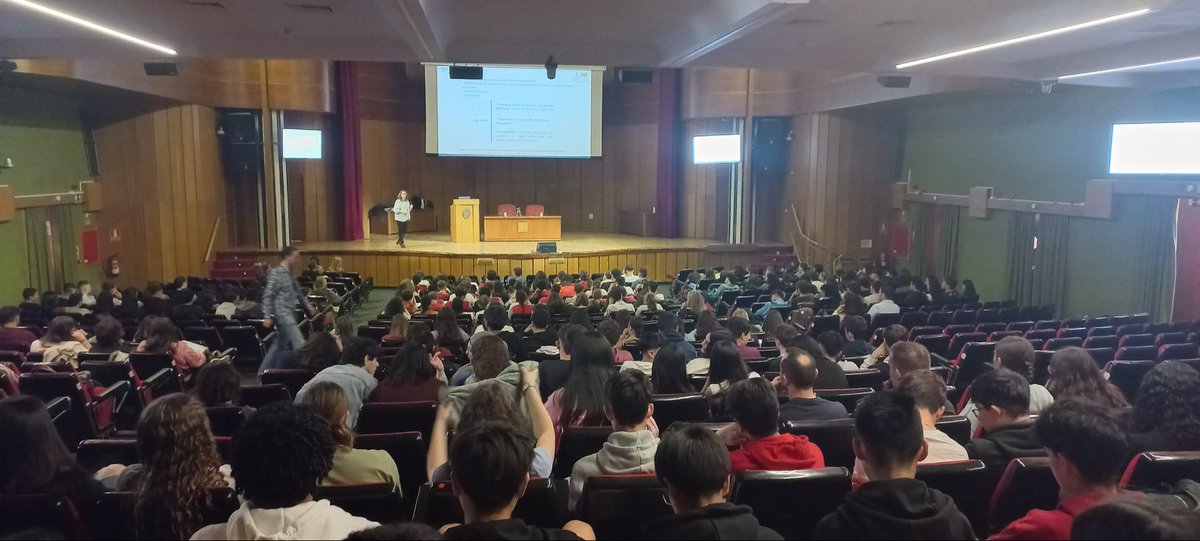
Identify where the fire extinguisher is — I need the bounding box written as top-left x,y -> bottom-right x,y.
106,255 -> 121,278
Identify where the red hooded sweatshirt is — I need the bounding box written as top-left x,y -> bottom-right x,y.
730,433 -> 825,472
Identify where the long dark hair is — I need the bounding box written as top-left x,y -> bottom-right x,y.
43,316 -> 76,344
652,342 -> 693,395
135,394 -> 225,540
433,307 -> 462,345
0,395 -> 88,495
141,316 -> 179,354
1047,348 -> 1128,408
569,307 -> 592,329
706,340 -> 748,386
557,331 -> 615,428
388,342 -> 436,385
295,332 -> 341,372
1133,362 -> 1200,450
693,311 -> 719,342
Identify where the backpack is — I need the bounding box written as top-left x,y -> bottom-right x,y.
42,344 -> 81,367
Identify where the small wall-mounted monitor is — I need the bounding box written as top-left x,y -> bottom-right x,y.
692,134 -> 742,164
281,128 -> 323,159
1109,122 -> 1200,175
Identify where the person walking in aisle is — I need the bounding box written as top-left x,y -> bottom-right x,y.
391,190 -> 412,247
260,246 -> 316,375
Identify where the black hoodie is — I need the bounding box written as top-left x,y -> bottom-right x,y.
642,503 -> 782,540
811,478 -> 975,540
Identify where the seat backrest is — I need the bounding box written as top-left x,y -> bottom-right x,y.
869,312 -> 900,332
917,460 -> 990,535
76,438 -> 139,472
651,394 -> 710,429
239,383 -> 291,409
259,369 -> 316,398
1115,345 -> 1156,361
908,326 -> 943,341
989,457 -> 1057,534
183,326 -> 223,350
1043,337 -> 1083,351
987,330 -> 1022,342
579,474 -> 672,540
952,309 -> 978,325
810,315 -> 840,336
1006,321 -> 1035,333
497,203 -> 517,216
0,494 -> 89,539
899,312 -> 929,328
1104,360 -> 1154,402
524,204 -> 545,217
204,406 -> 245,437
356,401 -> 437,441
915,335 -> 951,359
1087,325 -> 1116,337
934,415 -> 972,446
731,468 -> 851,540
783,418 -> 856,468
976,322 -> 1007,335
928,311 -> 954,327
18,372 -> 98,445
127,352 -> 174,381
1119,333 -> 1155,348
813,388 -> 874,413
1034,320 -> 1061,331
943,324 -> 976,338
1120,451 -> 1200,491
357,326 -> 388,343
217,326 -> 264,357
415,478 -> 566,529
552,426 -> 614,478
948,333 -> 987,358
976,308 -> 1001,323
1084,347 -> 1115,366
314,483 -> 406,523
1023,329 -> 1056,342
355,432 -> 427,507
1056,327 -> 1088,339
843,369 -> 885,391
1116,323 -> 1146,337
1082,335 -> 1117,349
1158,343 -> 1198,362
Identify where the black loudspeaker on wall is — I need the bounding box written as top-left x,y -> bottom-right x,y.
617,68 -> 653,84
751,117 -> 791,185
216,109 -> 263,181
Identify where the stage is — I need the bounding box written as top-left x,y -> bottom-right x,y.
219,232 -> 790,287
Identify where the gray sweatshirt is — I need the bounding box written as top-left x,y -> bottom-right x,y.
569,429 -> 659,512
295,365 -> 378,429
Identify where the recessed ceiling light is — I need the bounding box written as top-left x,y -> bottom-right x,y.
5,0 -> 177,56
895,8 -> 1150,70
1058,54 -> 1200,80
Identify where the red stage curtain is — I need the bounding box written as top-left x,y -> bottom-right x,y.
655,68 -> 681,238
337,61 -> 365,240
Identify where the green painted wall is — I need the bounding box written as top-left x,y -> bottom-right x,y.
900,86 -> 1200,317
0,84 -> 102,305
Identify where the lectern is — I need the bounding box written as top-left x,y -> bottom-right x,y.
450,198 -> 480,243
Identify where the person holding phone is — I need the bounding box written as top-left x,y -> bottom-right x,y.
391,190 -> 412,247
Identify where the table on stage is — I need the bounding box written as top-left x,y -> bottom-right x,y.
483,215 -> 562,241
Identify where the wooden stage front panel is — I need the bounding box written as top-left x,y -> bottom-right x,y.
483,215 -> 562,241
223,233 -> 788,287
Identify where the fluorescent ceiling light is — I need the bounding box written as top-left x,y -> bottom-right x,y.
5,0 -> 177,56
896,8 -> 1149,70
1059,54 -> 1200,80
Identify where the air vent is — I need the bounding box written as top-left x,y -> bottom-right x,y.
285,3 -> 334,13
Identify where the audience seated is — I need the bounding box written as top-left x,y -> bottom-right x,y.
720,378 -> 824,472
170,290 -> 206,321
569,370 -> 659,511
990,399 -> 1129,540
703,339 -> 759,410
643,425 -> 782,540
537,324 -> 584,397
295,337 -> 380,429
289,331 -> 343,372
546,331 -> 658,438
1070,497 -> 1200,540
370,341 -> 446,403
1127,361 -> 1200,454
961,336 -> 1055,432
861,323 -> 908,370
0,395 -> 106,525
0,306 -> 37,353
773,348 -> 848,423
657,312 -> 698,361
841,315 -> 873,358
650,341 -> 694,395
792,334 -> 850,389
621,331 -> 662,376
87,315 -> 130,358
523,305 -> 557,348
482,305 -> 527,362
812,391 -> 975,540
440,421 -> 595,540
191,402 -> 378,539
136,316 -> 206,373
382,314 -> 410,344
866,285 -> 900,317
195,362 -> 254,416
596,319 -> 634,364
726,317 -> 763,361
1046,348 -> 1129,408
299,381 -> 401,493
30,315 -> 92,366
967,368 -> 1044,475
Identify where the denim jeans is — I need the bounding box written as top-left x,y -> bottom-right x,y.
259,316 -> 305,375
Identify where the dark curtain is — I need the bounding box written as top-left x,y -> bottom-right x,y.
1136,198 -> 1178,321
655,68 -> 681,238
336,61 -> 365,241
907,205 -> 926,276
938,206 -> 961,279
1008,213 -> 1068,316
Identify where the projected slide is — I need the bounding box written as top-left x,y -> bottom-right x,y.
435,65 -> 594,158
1110,122 -> 1200,175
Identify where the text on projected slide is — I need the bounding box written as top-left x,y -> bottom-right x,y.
436,66 -> 593,158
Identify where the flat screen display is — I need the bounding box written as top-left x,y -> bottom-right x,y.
281,128 -> 322,159
692,134 -> 742,164
1109,122 -> 1200,175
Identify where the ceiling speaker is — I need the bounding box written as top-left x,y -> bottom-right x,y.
617,68 -> 653,83
877,75 -> 911,88
144,61 -> 179,76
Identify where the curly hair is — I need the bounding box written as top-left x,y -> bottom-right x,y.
135,394 -> 226,540
1133,361 -> 1200,450
1046,347 -> 1128,408
229,401 -> 335,509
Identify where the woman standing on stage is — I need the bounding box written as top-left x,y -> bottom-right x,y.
391,190 -> 412,247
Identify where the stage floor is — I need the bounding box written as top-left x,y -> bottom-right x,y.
233,232 -> 784,257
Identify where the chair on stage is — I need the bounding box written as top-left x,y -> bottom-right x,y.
497,203 -> 517,216
525,204 -> 545,216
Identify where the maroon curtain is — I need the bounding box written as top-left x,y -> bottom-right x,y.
336,61 -> 365,240
655,68 -> 681,238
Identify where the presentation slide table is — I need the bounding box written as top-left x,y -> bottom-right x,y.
483,215 -> 562,241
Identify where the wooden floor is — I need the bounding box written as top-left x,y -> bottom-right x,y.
220,233 -> 790,286
235,232 -> 779,256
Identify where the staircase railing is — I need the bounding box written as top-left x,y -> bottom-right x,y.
789,203 -> 843,269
